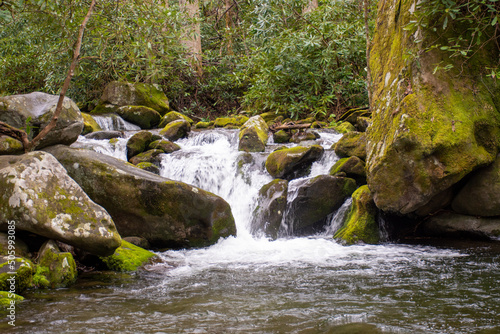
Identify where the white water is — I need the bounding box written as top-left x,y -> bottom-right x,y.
92,114 -> 141,131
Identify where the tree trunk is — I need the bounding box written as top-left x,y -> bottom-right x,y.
179,0 -> 202,76
224,0 -> 234,55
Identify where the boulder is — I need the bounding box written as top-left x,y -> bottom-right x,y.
35,240 -> 77,288
250,179 -> 288,239
329,156 -> 366,182
259,111 -> 288,122
129,149 -> 164,166
0,135 -> 23,155
265,145 -> 324,180
238,115 -> 269,152
195,121 -> 212,129
333,132 -> 367,160
273,130 -> 291,143
123,236 -> 150,249
420,212 -> 500,240
99,240 -> 157,272
81,112 -> 102,135
365,0 -> 500,214
93,81 -> 170,115
158,111 -> 194,128
332,122 -> 356,134
356,116 -> 372,132
0,151 -> 121,256
126,131 -> 160,160
116,105 -> 161,129
0,256 -> 34,293
148,139 -> 181,154
43,145 -> 237,249
290,131 -> 319,144
334,185 -> 379,245
214,116 -> 249,128
85,130 -> 123,140
451,155 -> 500,216
159,119 -> 191,141
0,92 -> 84,149
287,175 -> 357,235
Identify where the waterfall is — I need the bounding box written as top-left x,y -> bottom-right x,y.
92,114 -> 141,131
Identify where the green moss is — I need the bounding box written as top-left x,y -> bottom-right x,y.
81,112 -> 102,135
99,240 -> 156,272
32,266 -> 50,289
116,105 -> 161,129
273,130 -> 291,143
334,185 -> 379,245
126,131 -> 154,160
0,135 -> 23,154
158,111 -> 194,128
134,83 -> 170,115
148,139 -> 181,153
214,116 -> 249,128
238,116 -> 269,152
37,241 -> 77,288
265,145 -> 324,179
333,122 -> 356,134
0,257 -> 34,293
333,132 -> 367,160
159,120 -> 190,141
0,291 -> 24,309
195,121 -> 211,129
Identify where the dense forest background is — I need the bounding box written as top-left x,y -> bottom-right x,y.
0,0 -> 373,121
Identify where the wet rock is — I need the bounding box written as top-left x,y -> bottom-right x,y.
333,131 -> 367,160
44,145 -> 237,249
0,151 -> 121,256
116,105 -> 161,129
135,162 -> 160,175
158,111 -> 194,128
81,112 -> 102,135
35,240 -> 77,288
126,131 -> 160,160
337,107 -> 371,125
265,145 -> 324,180
329,156 -> 366,182
288,175 -> 356,235
273,130 -> 291,143
98,240 -> 157,272
160,119 -> 191,142
85,130 -> 123,140
420,212 -> 500,240
195,121 -> 212,129
148,139 -> 181,154
334,185 -> 379,245
129,149 -> 164,166
238,115 -> 269,152
251,179 -> 288,239
0,92 -> 84,149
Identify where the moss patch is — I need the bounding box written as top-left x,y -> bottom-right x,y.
99,240 -> 156,272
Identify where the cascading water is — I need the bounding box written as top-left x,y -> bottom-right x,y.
18,128 -> 500,334
92,114 -> 141,131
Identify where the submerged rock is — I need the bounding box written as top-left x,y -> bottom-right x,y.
99,240 -> 157,272
35,240 -> 77,288
251,179 -> 288,239
334,185 -> 379,245
265,145 -> 324,180
366,0 -> 500,214
288,175 -> 356,235
0,92 -> 84,149
238,115 -> 269,152
0,151 -> 121,256
44,145 -> 237,249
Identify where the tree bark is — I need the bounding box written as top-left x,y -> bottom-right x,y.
364,0 -> 373,109
180,0 -> 202,76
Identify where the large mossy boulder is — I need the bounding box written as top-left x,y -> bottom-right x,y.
158,111 -> 194,128
451,154 -> 500,216
288,175 -> 357,235
35,240 -> 77,289
420,212 -> 500,240
81,112 -> 102,135
99,240 -> 157,272
43,145 -> 237,249
116,105 -> 162,129
333,132 -> 367,160
250,179 -> 288,239
0,92 -> 84,149
334,185 -> 379,245
0,152 -> 121,256
265,145 -> 324,180
93,81 -> 170,115
0,256 -> 34,293
238,115 -> 269,152
159,119 -> 191,142
366,0 -> 500,215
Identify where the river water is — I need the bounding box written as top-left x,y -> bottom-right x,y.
7,122 -> 500,333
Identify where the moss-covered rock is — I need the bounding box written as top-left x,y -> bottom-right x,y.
35,240 -> 77,288
366,0 -> 500,214
81,112 -> 102,135
99,240 -> 156,272
0,151 -> 121,256
334,185 -> 379,245
85,130 -> 123,140
0,291 -> 24,309
195,121 -> 212,129
0,256 -> 34,293
0,135 -> 23,155
329,156 -> 366,182
214,116 -> 249,128
238,115 -> 269,152
95,81 -> 170,115
290,130 -> 319,143
250,179 -> 288,239
333,132 -> 367,160
43,145 -> 237,249
126,131 -> 158,160
273,130 -> 291,143
123,236 -> 150,249
265,145 -> 324,180
159,119 -> 191,142
158,111 -> 194,128
333,122 -> 356,134
129,149 -> 164,166
288,175 -> 357,235
420,212 -> 500,240
0,233 -> 29,258
148,139 -> 181,154
116,105 -> 161,129
135,162 -> 160,175
0,92 -> 84,149
259,111 -> 288,122
356,116 -> 372,132
451,155 -> 500,216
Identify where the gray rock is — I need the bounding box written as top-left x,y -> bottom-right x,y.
421,212 -> 500,240
85,131 -> 123,140
251,179 -> 288,239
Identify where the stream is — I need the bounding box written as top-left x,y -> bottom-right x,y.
6,120 -> 500,333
